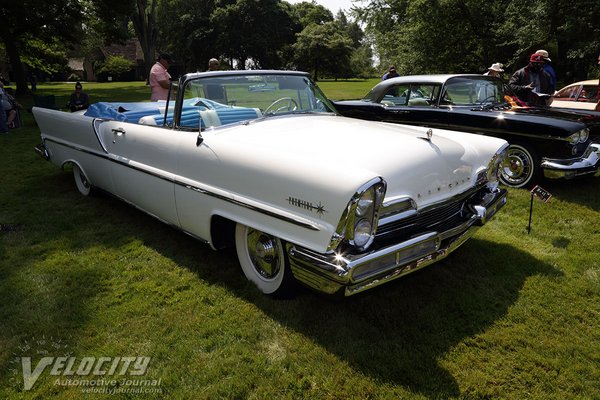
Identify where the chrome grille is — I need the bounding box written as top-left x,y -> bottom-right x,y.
376,193 -> 475,243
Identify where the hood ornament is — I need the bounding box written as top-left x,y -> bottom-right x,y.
426,128 -> 433,141
419,128 -> 433,142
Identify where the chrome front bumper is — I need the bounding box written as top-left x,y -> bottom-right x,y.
542,143 -> 600,179
287,188 -> 507,296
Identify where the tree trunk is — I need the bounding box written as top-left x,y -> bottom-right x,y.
131,0 -> 158,83
3,37 -> 28,95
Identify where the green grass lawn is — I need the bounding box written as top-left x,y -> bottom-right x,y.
0,82 -> 599,399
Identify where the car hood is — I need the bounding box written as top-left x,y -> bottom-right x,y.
202,114 -> 505,217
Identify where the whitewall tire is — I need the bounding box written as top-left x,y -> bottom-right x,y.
500,143 -> 541,188
235,223 -> 295,296
73,164 -> 93,196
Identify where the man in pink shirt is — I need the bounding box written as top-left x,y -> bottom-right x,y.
149,53 -> 173,101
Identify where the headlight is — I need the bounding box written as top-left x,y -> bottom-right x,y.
567,128 -> 589,144
353,219 -> 373,248
356,189 -> 375,217
488,147 -> 507,183
328,178 -> 387,252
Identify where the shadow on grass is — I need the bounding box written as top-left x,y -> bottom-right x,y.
540,175 -> 600,211
0,167 -> 561,398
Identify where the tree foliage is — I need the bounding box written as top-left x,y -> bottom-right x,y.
293,22 -> 354,80
0,0 -> 84,93
210,0 -> 296,69
356,0 -> 600,82
95,55 -> 135,78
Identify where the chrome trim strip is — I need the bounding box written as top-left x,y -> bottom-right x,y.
44,137 -> 110,161
92,118 -> 109,154
177,181 -> 320,231
41,137 -> 320,231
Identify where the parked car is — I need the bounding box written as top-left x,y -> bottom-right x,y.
33,70 -> 508,297
334,74 -> 600,188
551,80 -> 598,111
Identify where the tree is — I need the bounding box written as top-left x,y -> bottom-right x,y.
357,0 -> 600,82
92,0 -> 161,80
0,0 -> 84,94
210,0 -> 296,69
95,55 -> 135,80
156,0 -> 217,71
293,22 -> 354,80
291,1 -> 334,27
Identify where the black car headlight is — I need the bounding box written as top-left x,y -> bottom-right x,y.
567,128 -> 590,144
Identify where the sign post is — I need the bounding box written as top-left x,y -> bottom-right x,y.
528,185 -> 552,234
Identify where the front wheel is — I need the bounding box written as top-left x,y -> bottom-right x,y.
235,224 -> 296,296
500,143 -> 541,188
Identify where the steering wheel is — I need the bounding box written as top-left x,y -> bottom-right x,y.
265,97 -> 298,114
478,95 -> 496,105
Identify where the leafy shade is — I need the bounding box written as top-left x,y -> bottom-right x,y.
95,55 -> 135,78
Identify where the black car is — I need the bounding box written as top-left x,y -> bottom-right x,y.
335,74 -> 600,188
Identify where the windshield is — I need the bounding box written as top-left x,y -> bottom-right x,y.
442,77 -> 507,107
178,74 -> 336,130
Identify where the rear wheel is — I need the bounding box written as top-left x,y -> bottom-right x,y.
235,223 -> 296,296
73,164 -> 94,196
500,143 -> 541,188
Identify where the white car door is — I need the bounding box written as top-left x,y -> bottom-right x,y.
97,120 -> 182,227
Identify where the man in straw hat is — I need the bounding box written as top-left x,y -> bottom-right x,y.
484,63 -> 504,77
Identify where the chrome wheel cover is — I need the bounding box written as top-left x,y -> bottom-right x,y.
246,229 -> 281,279
501,146 -> 533,186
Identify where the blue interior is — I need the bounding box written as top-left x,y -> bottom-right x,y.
84,98 -> 261,129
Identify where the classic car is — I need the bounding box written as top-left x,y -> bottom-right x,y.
33,70 -> 508,297
334,74 -> 600,188
551,80 -> 598,111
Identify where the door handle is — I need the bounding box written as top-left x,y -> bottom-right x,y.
111,127 -> 126,143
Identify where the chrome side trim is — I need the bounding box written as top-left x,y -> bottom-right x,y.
44,137 -> 110,162
40,137 -> 320,231
92,118 -> 109,153
177,181 -> 320,231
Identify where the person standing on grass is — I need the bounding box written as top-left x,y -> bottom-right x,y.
535,50 -> 557,92
149,53 -> 173,101
382,66 -> 399,80
509,53 -> 553,106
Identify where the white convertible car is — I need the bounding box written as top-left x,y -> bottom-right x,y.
33,70 -> 508,296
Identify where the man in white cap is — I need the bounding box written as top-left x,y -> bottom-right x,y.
536,50 -> 556,92
484,63 -> 504,77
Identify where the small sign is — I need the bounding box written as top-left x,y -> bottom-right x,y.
530,185 -> 552,203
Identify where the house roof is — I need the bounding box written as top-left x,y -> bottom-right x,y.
101,39 -> 144,62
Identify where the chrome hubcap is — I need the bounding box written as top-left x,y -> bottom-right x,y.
247,229 -> 280,279
502,148 -> 531,185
